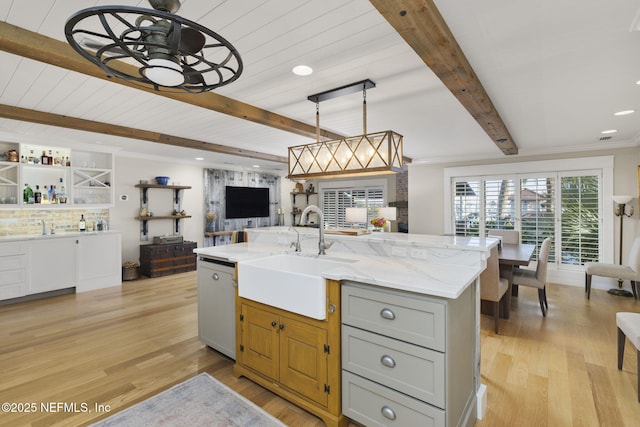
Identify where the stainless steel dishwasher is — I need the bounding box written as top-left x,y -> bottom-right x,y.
197,256 -> 236,359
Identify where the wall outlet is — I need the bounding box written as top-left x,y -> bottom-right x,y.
411,248 -> 428,259
391,246 -> 408,257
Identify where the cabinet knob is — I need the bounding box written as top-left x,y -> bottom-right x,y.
380,308 -> 396,320
381,406 -> 397,420
279,324 -> 285,330
380,355 -> 396,368
212,273 -> 219,280
271,321 -> 277,327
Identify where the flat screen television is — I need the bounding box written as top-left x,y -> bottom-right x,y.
225,186 -> 270,218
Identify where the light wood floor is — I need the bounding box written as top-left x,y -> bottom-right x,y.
0,273 -> 638,426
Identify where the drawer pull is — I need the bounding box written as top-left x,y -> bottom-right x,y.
380,355 -> 396,368
380,308 -> 396,320
212,273 -> 219,280
381,406 -> 397,420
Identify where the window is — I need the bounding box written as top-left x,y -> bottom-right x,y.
319,180 -> 386,228
451,171 -> 601,266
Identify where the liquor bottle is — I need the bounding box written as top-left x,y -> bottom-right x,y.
79,214 -> 86,232
42,185 -> 49,204
23,184 -> 34,204
48,150 -> 53,165
49,184 -> 57,204
34,185 -> 42,204
41,150 -> 49,165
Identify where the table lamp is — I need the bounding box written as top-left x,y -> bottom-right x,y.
345,207 -> 367,228
378,207 -> 397,232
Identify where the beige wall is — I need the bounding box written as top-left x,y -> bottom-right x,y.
111,155 -> 205,264
408,147 -> 640,264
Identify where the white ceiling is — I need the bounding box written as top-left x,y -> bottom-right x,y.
1,0 -> 639,174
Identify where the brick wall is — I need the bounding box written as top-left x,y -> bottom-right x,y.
0,208 -> 109,236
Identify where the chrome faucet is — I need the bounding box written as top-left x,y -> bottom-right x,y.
300,205 -> 333,255
289,226 -> 301,252
40,219 -> 47,235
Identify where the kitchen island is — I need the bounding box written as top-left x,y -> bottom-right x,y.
194,227 -> 495,427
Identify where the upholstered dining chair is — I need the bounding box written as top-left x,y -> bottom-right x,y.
584,235 -> 640,300
511,237 -> 552,316
480,246 -> 509,333
488,229 -> 520,244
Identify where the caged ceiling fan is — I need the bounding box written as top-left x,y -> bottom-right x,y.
64,0 -> 243,93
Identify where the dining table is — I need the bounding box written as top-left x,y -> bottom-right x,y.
481,242 -> 536,319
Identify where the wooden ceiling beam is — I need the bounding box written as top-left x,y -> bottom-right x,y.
0,104 -> 288,164
370,0 -> 518,155
0,21 -> 344,142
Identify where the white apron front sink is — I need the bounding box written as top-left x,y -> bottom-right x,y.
237,253 -> 355,320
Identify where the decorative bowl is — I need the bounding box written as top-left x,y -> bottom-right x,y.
155,176 -> 169,185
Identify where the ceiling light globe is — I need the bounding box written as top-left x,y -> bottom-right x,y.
145,58 -> 184,86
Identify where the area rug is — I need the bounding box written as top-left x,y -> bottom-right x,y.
91,373 -> 287,426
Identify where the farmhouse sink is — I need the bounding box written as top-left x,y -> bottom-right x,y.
237,253 -> 355,320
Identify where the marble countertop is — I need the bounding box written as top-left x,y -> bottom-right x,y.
0,230 -> 121,242
195,237 -> 486,299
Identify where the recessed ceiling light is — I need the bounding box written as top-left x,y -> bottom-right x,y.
636,80 -> 640,85
601,129 -> 618,134
252,164 -> 260,168
195,157 -> 204,160
614,109 -> 635,116
292,65 -> 313,76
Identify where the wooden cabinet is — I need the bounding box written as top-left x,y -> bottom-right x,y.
134,183 -> 191,241
341,281 -> 476,427
234,280 -> 346,427
139,241 -> 197,278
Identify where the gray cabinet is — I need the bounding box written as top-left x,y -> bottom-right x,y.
197,256 -> 236,359
341,281 -> 476,427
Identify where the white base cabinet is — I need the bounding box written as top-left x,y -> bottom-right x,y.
0,232 -> 122,302
30,238 -> 76,294
77,233 -> 121,292
0,241 -> 27,300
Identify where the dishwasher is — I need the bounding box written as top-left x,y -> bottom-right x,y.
197,256 -> 236,359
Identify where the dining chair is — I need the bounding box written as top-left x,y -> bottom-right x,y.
480,246 -> 509,333
584,235 -> 640,300
489,229 -> 520,244
511,237 -> 552,316
616,312 -> 640,402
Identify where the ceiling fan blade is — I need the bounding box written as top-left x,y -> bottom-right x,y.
182,65 -> 205,85
79,37 -> 127,56
179,27 -> 206,55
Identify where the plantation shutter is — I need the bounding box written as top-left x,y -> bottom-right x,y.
453,180 -> 480,236
321,186 -> 385,228
484,179 -> 516,234
560,174 -> 600,265
519,176 -> 555,261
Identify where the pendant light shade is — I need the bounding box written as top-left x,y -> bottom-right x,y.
287,79 -> 403,180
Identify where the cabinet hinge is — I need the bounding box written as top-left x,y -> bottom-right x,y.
323,344 -> 330,354
240,344 -> 244,352
324,384 -> 330,394
239,314 -> 244,321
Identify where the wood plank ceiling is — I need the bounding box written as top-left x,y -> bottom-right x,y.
0,0 -> 514,165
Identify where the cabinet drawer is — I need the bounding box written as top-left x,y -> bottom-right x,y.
0,254 -> 26,271
0,268 -> 26,287
342,282 -> 446,351
0,242 -> 26,257
342,370 -> 445,427
342,325 -> 445,408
